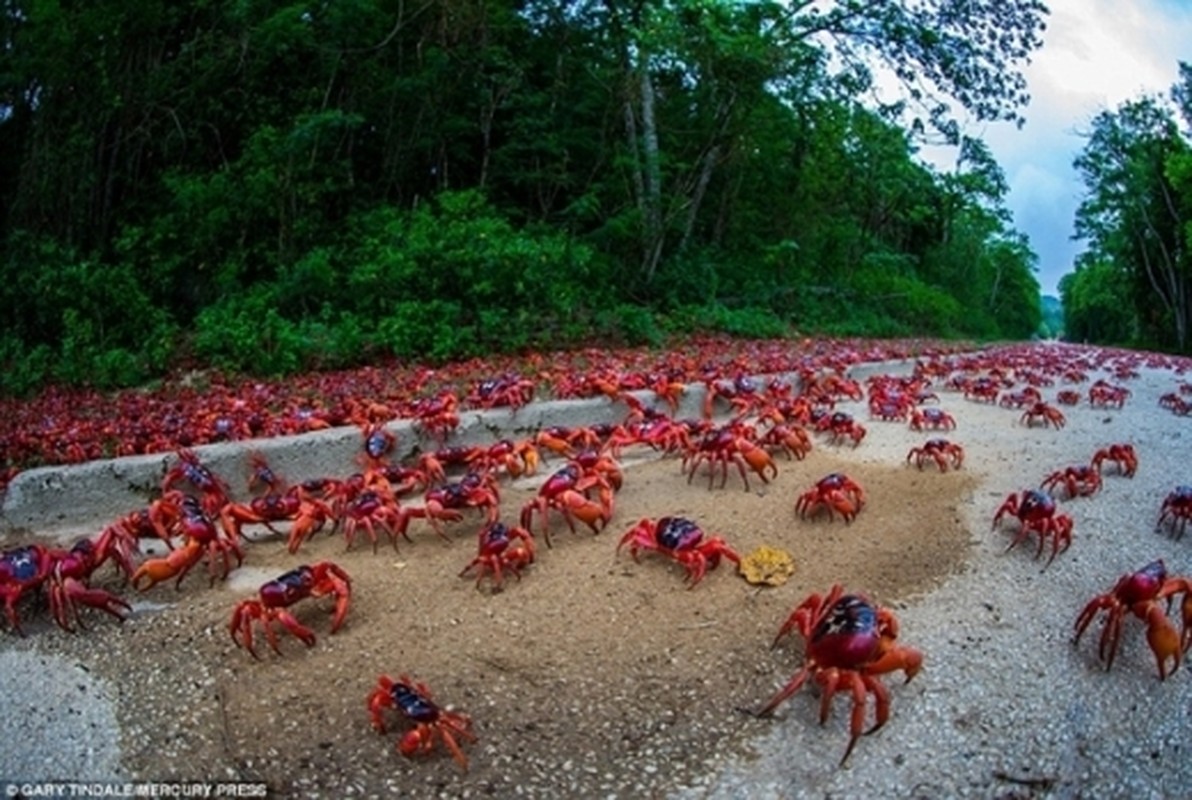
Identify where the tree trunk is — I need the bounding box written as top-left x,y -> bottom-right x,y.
679,144 -> 720,253
638,59 -> 664,282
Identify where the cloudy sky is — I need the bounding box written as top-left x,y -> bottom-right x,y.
921,0 -> 1192,297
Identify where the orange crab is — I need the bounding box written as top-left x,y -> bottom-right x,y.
683,424 -> 777,491
752,584 -> 923,765
458,522 -> 536,590
795,473 -> 865,523
519,461 -> 615,547
1074,560 -> 1192,679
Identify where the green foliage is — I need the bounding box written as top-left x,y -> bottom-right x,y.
659,304 -> 791,340
375,300 -> 474,363
592,304 -> 665,348
347,190 -> 609,356
191,287 -> 307,376
0,337 -> 53,397
0,236 -> 177,390
1073,92 -> 1191,351
1059,262 -> 1136,345
0,1 -> 1060,395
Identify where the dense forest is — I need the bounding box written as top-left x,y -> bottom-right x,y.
0,0 -> 1053,395
1061,62 -> 1192,354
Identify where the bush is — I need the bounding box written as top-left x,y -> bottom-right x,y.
0,240 -> 179,390
375,300 -> 474,362
593,304 -> 664,347
0,337 -> 52,397
345,191 -> 607,345
192,287 -> 309,376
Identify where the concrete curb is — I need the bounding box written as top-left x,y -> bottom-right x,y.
0,359 -> 919,541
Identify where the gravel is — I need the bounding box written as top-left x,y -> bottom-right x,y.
0,649 -> 125,781
679,344 -> 1192,799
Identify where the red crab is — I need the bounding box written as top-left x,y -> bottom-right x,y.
795,473 -> 865,523
616,516 -> 741,587
458,522 -> 536,590
906,439 -> 964,472
702,375 -> 763,419
758,422 -> 813,461
867,392 -> 913,422
228,562 -> 352,658
992,489 -> 1074,567
519,463 -> 614,547
409,391 -> 461,442
753,584 -> 923,765
1055,390 -> 1081,406
963,378 -> 1001,403
0,541 -> 130,635
341,487 -> 417,552
418,472 -> 502,538
1041,465 -> 1103,499
417,445 -> 483,486
1020,402 -> 1066,430
1088,380 -> 1131,408
1157,485 -> 1192,540
908,407 -> 956,432
132,492 -> 244,589
815,412 -> 866,447
94,508 -> 171,579
161,448 -> 231,516
466,374 -> 535,410
44,538 -> 133,632
1074,560 -> 1192,679
998,387 -> 1041,409
1091,443 -> 1138,478
533,426 -> 600,459
683,425 -> 777,491
467,438 -> 539,479
368,675 -> 477,772
816,374 -> 864,401
246,451 -> 286,497
571,448 -> 624,494
359,423 -> 398,470
218,488 -> 335,543
647,373 -> 688,414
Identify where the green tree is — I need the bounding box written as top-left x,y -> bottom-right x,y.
1059,261 -> 1135,344
1073,94 -> 1191,350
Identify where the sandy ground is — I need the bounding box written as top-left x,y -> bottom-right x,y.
2,343 -> 1191,799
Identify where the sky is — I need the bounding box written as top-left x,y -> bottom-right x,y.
919,0 -> 1192,297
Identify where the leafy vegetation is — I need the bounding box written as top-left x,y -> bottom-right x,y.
1064,63 -> 1192,352
0,0 -> 1050,395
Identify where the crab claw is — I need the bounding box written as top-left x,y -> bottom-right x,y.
131,541 -> 204,590
1144,604 -> 1182,680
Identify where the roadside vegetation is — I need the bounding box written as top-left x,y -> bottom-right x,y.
1062,63 -> 1192,353
0,1 -> 1057,396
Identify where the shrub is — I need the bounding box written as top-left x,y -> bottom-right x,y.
375,300 -> 474,363
192,287 -> 309,376
593,304 -> 664,347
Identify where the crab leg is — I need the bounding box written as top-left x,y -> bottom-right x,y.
753,665 -> 811,718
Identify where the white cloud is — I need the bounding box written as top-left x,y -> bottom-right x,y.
927,0 -> 1192,296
